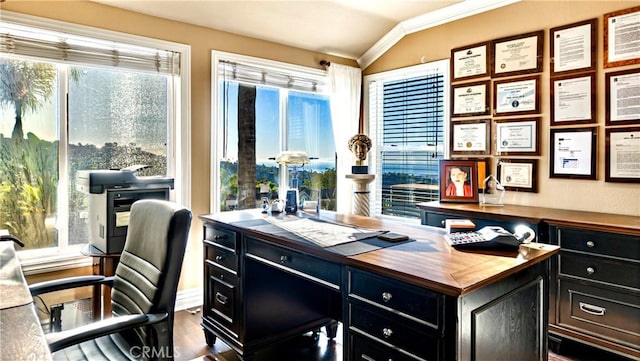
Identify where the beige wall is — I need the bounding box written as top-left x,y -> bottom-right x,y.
365,1 -> 640,217
1,0 -> 357,293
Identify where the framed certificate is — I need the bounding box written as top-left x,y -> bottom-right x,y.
550,18 -> 597,75
605,69 -> 640,125
451,41 -> 490,81
450,119 -> 490,155
605,127 -> 640,183
497,158 -> 538,193
604,6 -> 640,68
550,72 -> 596,125
493,75 -> 540,116
550,127 -> 597,179
494,118 -> 539,155
451,80 -> 490,117
491,30 -> 544,77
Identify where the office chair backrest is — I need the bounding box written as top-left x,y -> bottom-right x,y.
110,199 -> 192,348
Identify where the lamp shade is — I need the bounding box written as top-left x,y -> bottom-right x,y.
275,151 -> 309,165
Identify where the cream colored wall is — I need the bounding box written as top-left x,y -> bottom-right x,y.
365,1 -> 640,217
1,0 -> 358,293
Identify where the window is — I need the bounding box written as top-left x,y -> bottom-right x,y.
0,12 -> 189,267
365,60 -> 449,220
212,52 -> 335,213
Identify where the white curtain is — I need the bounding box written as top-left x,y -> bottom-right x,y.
328,64 -> 362,215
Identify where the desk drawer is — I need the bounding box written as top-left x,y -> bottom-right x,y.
558,279 -> 640,349
204,224 -> 237,250
556,228 -> 639,260
560,253 -> 639,290
349,303 -> 440,360
350,333 -> 419,361
205,263 -> 239,335
245,236 -> 341,288
205,243 -> 238,274
348,268 -> 442,328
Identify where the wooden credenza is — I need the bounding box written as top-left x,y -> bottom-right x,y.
200,209 -> 558,361
417,201 -> 640,360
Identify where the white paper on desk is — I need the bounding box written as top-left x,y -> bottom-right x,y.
266,218 -> 385,248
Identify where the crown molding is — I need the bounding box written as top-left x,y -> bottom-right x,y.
358,0 -> 521,69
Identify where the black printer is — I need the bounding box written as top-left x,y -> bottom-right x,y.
77,165 -> 174,254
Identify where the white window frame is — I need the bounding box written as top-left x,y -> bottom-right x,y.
363,59 -> 450,222
2,12 -> 191,273
210,51 -> 329,213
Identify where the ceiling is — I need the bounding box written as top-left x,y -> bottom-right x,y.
92,0 -> 519,67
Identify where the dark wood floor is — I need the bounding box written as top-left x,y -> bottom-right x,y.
173,307 -> 634,361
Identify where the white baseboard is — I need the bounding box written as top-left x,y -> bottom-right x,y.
175,288 -> 203,311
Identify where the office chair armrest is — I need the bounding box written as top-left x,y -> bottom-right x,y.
46,313 -> 168,353
29,275 -> 108,296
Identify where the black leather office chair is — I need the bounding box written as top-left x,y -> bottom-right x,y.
29,199 -> 192,360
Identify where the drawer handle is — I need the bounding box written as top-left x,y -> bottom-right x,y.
215,255 -> 224,262
280,255 -> 289,263
579,302 -> 605,316
381,292 -> 392,303
382,327 -> 393,338
586,240 -> 595,248
586,266 -> 595,275
215,292 -> 228,305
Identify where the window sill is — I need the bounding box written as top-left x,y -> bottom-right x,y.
19,246 -> 93,276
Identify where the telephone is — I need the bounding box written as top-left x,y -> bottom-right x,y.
445,225 -> 535,249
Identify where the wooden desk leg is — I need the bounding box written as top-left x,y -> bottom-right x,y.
91,256 -> 119,321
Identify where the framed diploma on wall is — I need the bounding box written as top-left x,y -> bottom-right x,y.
605,127 -> 640,183
451,80 -> 490,117
450,41 -> 491,81
550,72 -> 596,126
497,158 -> 538,193
550,127 -> 597,179
604,6 -> 640,68
494,118 -> 539,155
493,75 -> 540,116
491,30 -> 544,77
605,69 -> 640,125
550,18 -> 597,75
450,119 -> 490,155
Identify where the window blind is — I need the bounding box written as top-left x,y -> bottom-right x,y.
0,22 -> 180,75
370,71 -> 445,219
218,59 -> 326,94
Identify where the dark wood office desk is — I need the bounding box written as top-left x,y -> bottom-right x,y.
0,242 -> 52,361
200,210 -> 559,360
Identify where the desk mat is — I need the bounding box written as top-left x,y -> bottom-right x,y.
230,217 -> 413,256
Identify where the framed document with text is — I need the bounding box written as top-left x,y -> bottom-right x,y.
491,30 -> 543,77
551,72 -> 596,125
605,69 -> 640,125
493,75 -> 540,116
451,41 -> 491,81
550,127 -> 597,179
604,6 -> 640,68
494,118 -> 539,155
450,119 -> 490,155
550,18 -> 596,75
605,127 -> 640,183
497,158 -> 538,192
451,80 -> 490,117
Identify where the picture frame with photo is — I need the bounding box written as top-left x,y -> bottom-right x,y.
439,159 -> 479,203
